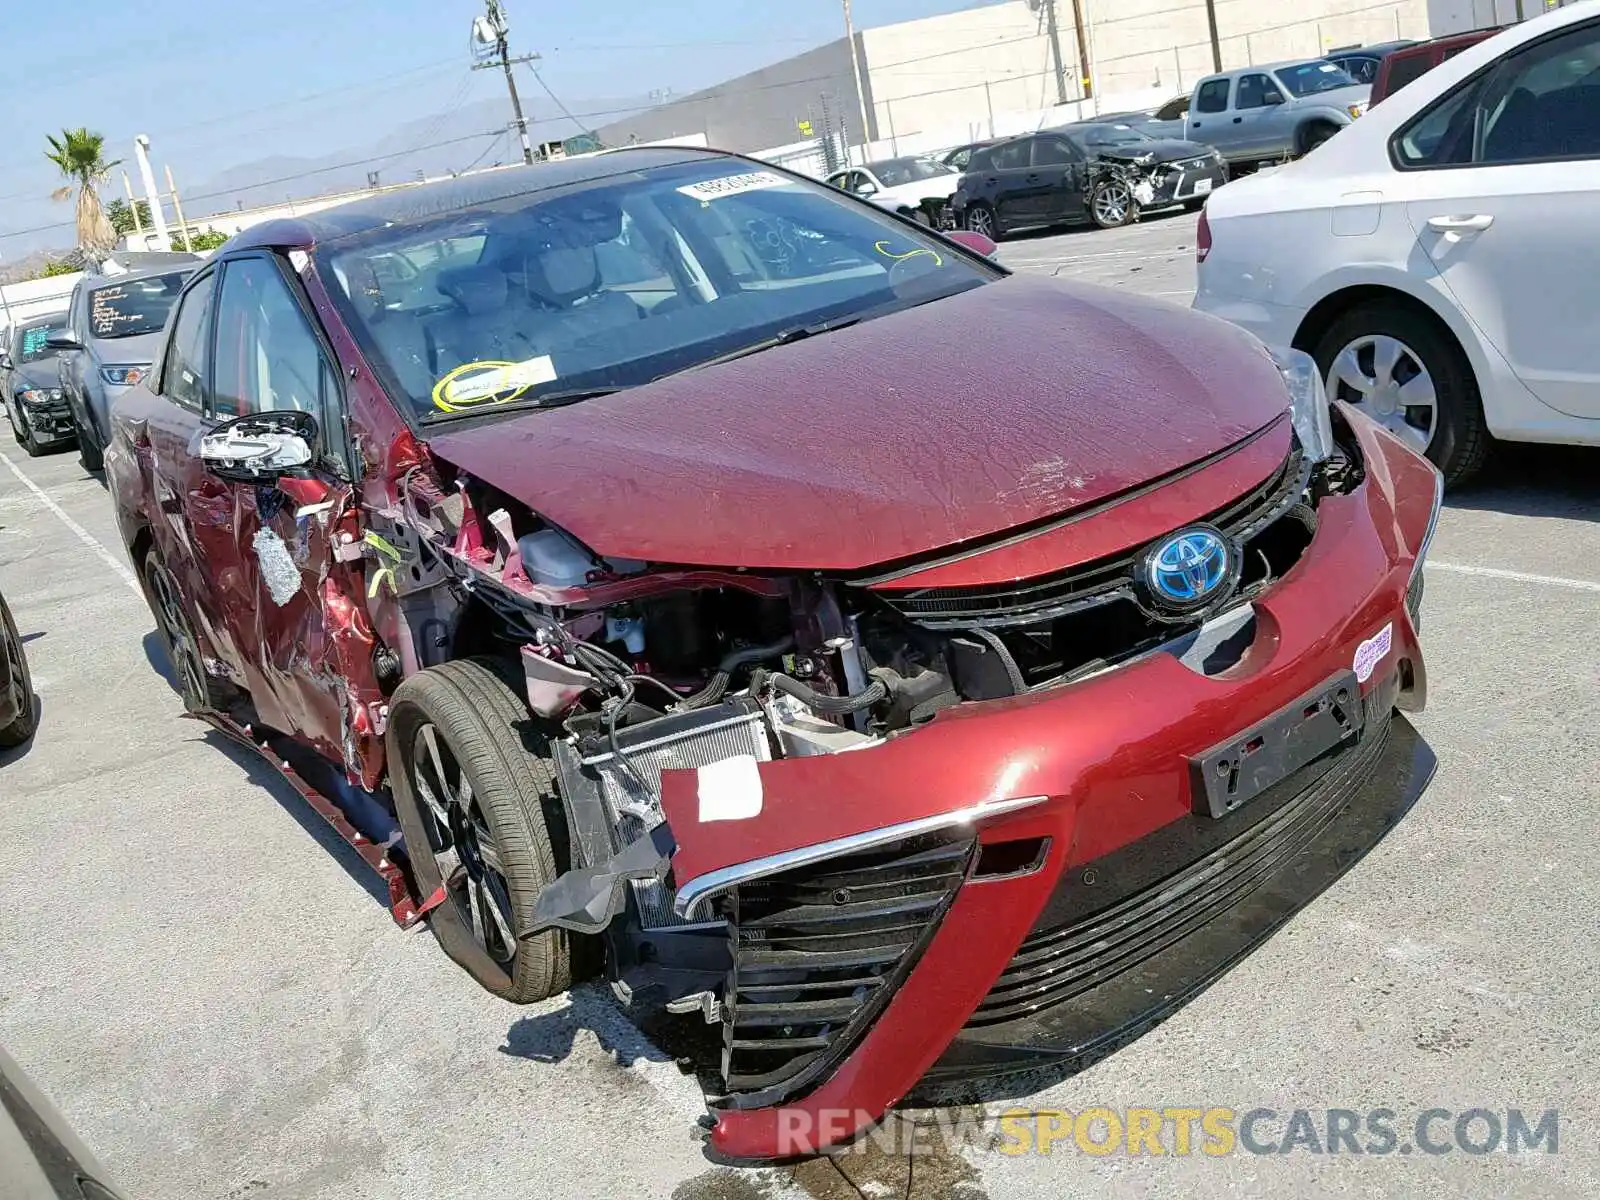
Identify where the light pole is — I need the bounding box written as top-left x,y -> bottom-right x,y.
133,135 -> 170,250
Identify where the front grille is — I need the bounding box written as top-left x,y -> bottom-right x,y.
874,441 -> 1308,631
716,833 -> 975,1108
967,720 -> 1389,1027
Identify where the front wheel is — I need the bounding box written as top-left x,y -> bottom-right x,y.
1314,301 -> 1491,486
0,589 -> 37,748
11,406 -> 45,457
76,414 -> 104,472
1298,122 -> 1340,156
964,202 -> 999,241
387,658 -> 580,1003
1089,178 -> 1137,229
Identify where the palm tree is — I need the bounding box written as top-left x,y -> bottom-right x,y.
45,128 -> 119,254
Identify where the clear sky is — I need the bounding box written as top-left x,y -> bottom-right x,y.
1,0 -> 989,257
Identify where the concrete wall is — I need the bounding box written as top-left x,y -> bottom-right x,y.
591,39 -> 872,152
856,0 -> 1434,150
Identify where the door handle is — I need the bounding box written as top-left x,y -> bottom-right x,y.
1232,116 -> 1243,123
1427,214 -> 1493,233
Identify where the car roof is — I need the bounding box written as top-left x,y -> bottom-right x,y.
1202,57 -> 1339,80
16,311 -> 66,330
228,146 -> 738,251
1331,40 -> 1415,57
85,264 -> 195,289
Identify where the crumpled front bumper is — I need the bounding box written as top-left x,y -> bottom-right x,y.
657,410 -> 1440,1161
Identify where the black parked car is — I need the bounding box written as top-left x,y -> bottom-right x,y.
949,123 -> 1227,238
1,584 -> 36,748
1325,40 -> 1416,84
1,313 -> 75,457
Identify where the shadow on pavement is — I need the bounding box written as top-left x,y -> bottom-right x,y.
198,728 -> 392,908
501,981 -> 683,1069
1445,443 -> 1600,522
0,696 -> 42,766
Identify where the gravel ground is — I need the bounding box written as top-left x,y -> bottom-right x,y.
0,208 -> 1595,1199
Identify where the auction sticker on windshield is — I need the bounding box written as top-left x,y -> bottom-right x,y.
432,356 -> 557,412
677,171 -> 789,202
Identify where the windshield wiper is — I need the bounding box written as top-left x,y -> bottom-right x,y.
688,315 -> 865,372
421,387 -> 622,422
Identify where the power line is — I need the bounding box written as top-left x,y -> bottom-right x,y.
525,64 -> 589,133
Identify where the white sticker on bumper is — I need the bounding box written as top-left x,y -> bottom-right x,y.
697,754 -> 765,822
1353,622 -> 1394,684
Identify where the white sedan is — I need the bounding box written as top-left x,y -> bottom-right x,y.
826,157 -> 961,223
1194,3 -> 1600,484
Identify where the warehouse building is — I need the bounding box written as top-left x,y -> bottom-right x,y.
594,0 -> 1551,158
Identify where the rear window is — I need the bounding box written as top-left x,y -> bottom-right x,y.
88,271 -> 191,339
989,141 -> 1030,169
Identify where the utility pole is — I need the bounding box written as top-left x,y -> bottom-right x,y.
1066,0 -> 1093,100
472,1 -> 538,165
1040,0 -> 1069,105
1204,0 -> 1222,72
841,1 -> 873,147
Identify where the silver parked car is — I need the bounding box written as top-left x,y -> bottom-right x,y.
50,266 -> 194,471
1185,58 -> 1371,165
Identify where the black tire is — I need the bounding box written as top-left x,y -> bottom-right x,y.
76,414 -> 104,472
1183,198 -> 1206,213
1298,121 -> 1340,156
387,657 -> 578,1004
139,549 -> 214,713
964,202 -> 1000,241
11,406 -> 45,457
0,589 -> 37,749
1313,301 -> 1491,486
1089,178 -> 1137,229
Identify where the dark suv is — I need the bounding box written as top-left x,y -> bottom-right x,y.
2,313 -> 74,456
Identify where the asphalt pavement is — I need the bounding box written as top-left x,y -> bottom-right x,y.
1,209 -> 1596,1199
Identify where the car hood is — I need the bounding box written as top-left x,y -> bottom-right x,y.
9,361 -> 60,391
874,175 -> 961,203
92,331 -> 164,367
1097,139 -> 1206,164
425,275 -> 1289,572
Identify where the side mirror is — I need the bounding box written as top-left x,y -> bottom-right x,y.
199,410 -> 317,485
948,229 -> 998,258
854,182 -> 879,198
1263,91 -> 1286,106
0,353 -> 11,371
45,333 -> 82,352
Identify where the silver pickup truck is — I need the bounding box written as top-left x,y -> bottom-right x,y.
1183,59 -> 1371,164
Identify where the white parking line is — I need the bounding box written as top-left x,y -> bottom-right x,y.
1430,561 -> 1600,594
0,446 -> 141,595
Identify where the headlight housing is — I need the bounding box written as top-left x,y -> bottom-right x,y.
17,388 -> 62,408
1407,463 -> 1444,631
100,364 -> 149,387
1270,346 -> 1334,463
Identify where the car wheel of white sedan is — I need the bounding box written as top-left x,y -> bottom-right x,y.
1314,302 -> 1491,486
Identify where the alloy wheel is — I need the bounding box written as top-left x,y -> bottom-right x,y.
966,206 -> 995,238
147,560 -> 207,708
1324,334 -> 1438,454
1093,181 -> 1132,227
410,723 -> 518,965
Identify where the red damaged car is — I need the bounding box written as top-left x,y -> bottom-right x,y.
104,148 -> 1439,1159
